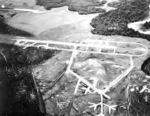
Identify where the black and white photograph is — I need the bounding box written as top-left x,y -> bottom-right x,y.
0,0 -> 150,116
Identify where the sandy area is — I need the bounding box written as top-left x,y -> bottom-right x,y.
7,6 -> 99,35
100,0 -> 119,12
128,18 -> 150,35
7,0 -> 120,36
128,5 -> 150,35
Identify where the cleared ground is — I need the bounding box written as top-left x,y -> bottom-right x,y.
7,6 -> 98,35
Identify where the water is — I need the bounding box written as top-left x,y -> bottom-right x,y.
128,5 -> 150,35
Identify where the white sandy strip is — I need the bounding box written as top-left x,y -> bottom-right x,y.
101,0 -> 118,12
128,5 -> 150,35
13,8 -> 47,13
128,18 -> 150,35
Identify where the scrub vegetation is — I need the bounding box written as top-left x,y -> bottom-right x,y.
91,0 -> 150,40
